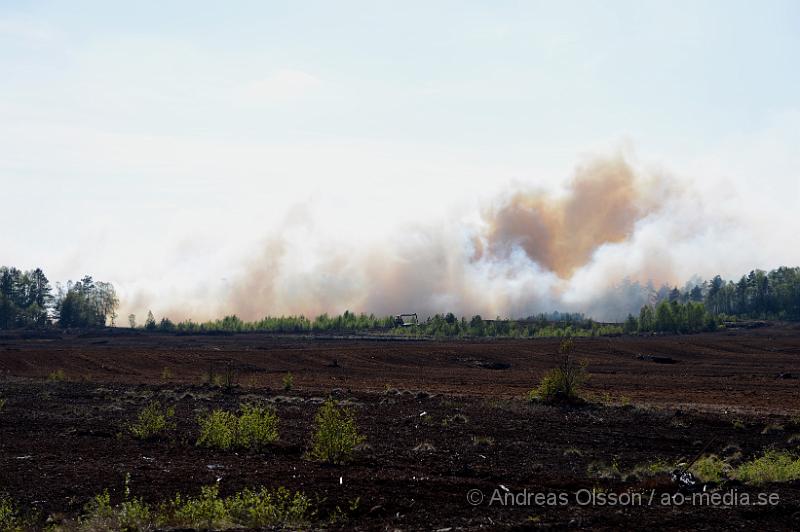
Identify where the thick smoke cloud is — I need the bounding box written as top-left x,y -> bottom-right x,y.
477,157 -> 662,278
218,154 -> 679,322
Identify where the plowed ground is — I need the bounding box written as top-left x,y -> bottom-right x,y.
1,323 -> 800,529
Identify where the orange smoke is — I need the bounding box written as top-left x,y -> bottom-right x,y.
478,156 -> 658,277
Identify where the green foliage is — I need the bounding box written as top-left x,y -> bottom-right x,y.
691,455 -> 730,483
309,398 -> 365,464
282,372 -> 294,391
130,401 -> 175,440
197,404 -> 279,450
197,410 -> 237,450
55,275 -> 118,328
170,484 -> 229,530
0,495 -> 23,532
225,486 -> 311,528
78,481 -> 310,530
635,301 -> 715,334
0,266 -> 52,329
0,397 -> 6,413
236,404 -> 279,449
166,310 -> 624,338
735,450 -> 800,485
48,369 -> 66,381
144,310 -> 157,331
529,338 -> 587,403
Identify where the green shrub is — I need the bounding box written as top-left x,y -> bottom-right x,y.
170,484 -> 230,530
0,496 -> 23,532
130,401 -> 175,440
690,455 -> 730,483
197,410 -> 237,450
735,450 -> 800,485
529,338 -> 587,403
308,398 -> 365,464
226,486 -> 311,527
197,404 -> 279,450
48,369 -> 66,381
236,404 -> 279,449
75,481 -> 310,530
0,397 -> 6,413
164,484 -> 311,529
282,372 -> 294,391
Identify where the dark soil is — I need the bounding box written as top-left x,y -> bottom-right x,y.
1,324 -> 800,529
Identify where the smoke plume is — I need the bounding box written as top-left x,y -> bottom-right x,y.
212,154 -> 687,322
478,157 -> 662,277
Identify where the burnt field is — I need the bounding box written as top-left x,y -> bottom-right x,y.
2,324 -> 800,529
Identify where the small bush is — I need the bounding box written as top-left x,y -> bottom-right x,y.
442,413 -> 469,426
282,372 -> 294,391
48,369 -> 66,381
308,398 -> 365,464
0,496 -> 23,532
735,450 -> 800,485
165,484 -> 310,530
472,435 -> 494,447
690,455 -> 730,483
529,338 -> 587,403
413,442 -> 436,453
161,367 -> 173,380
0,397 -> 6,413
197,404 -> 279,450
197,410 -> 238,450
170,484 -> 230,530
732,419 -> 746,430
226,486 -> 311,527
130,401 -> 175,440
70,481 -> 310,530
236,404 -> 279,449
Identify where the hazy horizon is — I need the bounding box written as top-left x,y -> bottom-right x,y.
2,1 -> 799,322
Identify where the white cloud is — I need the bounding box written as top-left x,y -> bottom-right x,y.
236,69 -> 322,106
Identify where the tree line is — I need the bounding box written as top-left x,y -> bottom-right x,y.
0,266 -> 118,329
3,264 -> 799,334
619,266 -> 800,334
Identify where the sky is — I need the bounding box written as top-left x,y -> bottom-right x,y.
1,1 -> 799,321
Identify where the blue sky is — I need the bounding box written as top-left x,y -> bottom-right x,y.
1,1 -> 799,318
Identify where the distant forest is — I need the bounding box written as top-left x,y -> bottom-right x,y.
1,265 -> 799,337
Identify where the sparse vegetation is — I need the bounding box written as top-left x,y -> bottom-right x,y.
161,367 -> 173,380
197,404 -> 279,450
442,413 -> 469,426
735,450 -> 800,485
130,401 -> 175,440
0,397 -> 6,413
48,369 -> 66,381
308,398 -> 365,464
413,442 -> 436,453
563,447 -> 583,458
690,455 -> 730,483
529,337 -> 587,403
0,495 -> 23,532
472,435 -> 494,447
761,423 -> 784,434
282,372 -> 294,391
77,481 -> 311,530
